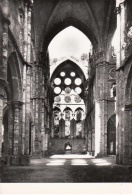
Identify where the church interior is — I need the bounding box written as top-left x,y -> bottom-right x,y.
0,0 -> 132,182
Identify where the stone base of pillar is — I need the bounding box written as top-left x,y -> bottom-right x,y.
10,156 -> 20,166
41,151 -> 45,158
95,153 -> 104,158
10,155 -> 30,166
5,155 -> 11,166
45,150 -> 49,156
20,155 -> 30,166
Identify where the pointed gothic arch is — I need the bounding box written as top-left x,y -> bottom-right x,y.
43,18 -> 98,52
7,52 -> 22,101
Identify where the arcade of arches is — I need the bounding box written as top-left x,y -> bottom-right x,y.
0,0 -> 132,167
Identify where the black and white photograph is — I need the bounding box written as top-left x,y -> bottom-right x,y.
0,0 -> 132,194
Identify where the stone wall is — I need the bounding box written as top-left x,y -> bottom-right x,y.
49,138 -> 86,155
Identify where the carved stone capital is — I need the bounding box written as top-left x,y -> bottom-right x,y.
125,104 -> 132,111
96,61 -> 109,68
12,101 -> 23,109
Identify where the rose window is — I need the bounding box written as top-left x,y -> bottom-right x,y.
75,78 -> 82,85
64,78 -> 71,85
54,87 -> 61,94
74,95 -> 81,103
54,78 -> 61,85
65,87 -> 71,94
64,96 -> 71,103
54,96 -> 61,102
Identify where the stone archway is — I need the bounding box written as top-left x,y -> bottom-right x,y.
1,52 -> 23,165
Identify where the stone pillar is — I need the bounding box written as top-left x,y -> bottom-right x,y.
31,64 -> 45,157
70,114 -> 76,138
7,102 -> 14,156
11,101 -> 22,165
23,1 -> 28,61
116,0 -> 127,164
0,95 -> 4,158
88,130 -> 92,153
41,99 -> 45,157
123,105 -> 132,164
70,119 -> 74,138
95,62 -> 108,157
32,99 -> 35,154
116,70 -> 125,164
25,65 -> 31,155
22,64 -> 26,155
82,120 -> 85,138
24,0 -> 33,155
27,3 -> 32,63
92,128 -> 95,155
51,112 -> 54,138
22,1 -> 28,155
73,120 -> 76,138
116,1 -> 121,69
0,94 -> 3,181
116,0 -> 126,68
1,0 -> 10,81
45,128 -> 50,155
59,114 -> 65,138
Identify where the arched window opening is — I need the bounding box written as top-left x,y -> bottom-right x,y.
107,114 -> 116,155
75,108 -> 84,138
111,83 -> 116,98
48,26 -> 91,64
111,29 -> 118,58
53,109 -> 61,138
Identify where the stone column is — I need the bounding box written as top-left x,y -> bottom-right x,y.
45,128 -> 50,155
116,0 -> 126,68
116,0 -> 127,164
116,1 -> 121,69
27,3 -> 32,63
22,1 -> 28,155
122,105 -> 132,164
0,80 -> 8,158
25,65 -> 31,155
1,0 -> 10,81
95,62 -> 108,157
22,1 -> 33,156
70,119 -> 74,138
92,128 -> 95,155
0,95 -> 4,158
22,64 -> 26,155
88,130 -> 92,153
59,114 -> 65,138
23,1 -> 28,61
11,101 -> 22,165
41,99 -> 45,157
51,112 -> 54,138
7,102 -> 13,156
73,120 -> 76,138
70,114 -> 76,138
32,64 -> 45,156
116,70 -> 125,164
24,0 -> 33,155
82,119 -> 85,138
0,94 -> 3,181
